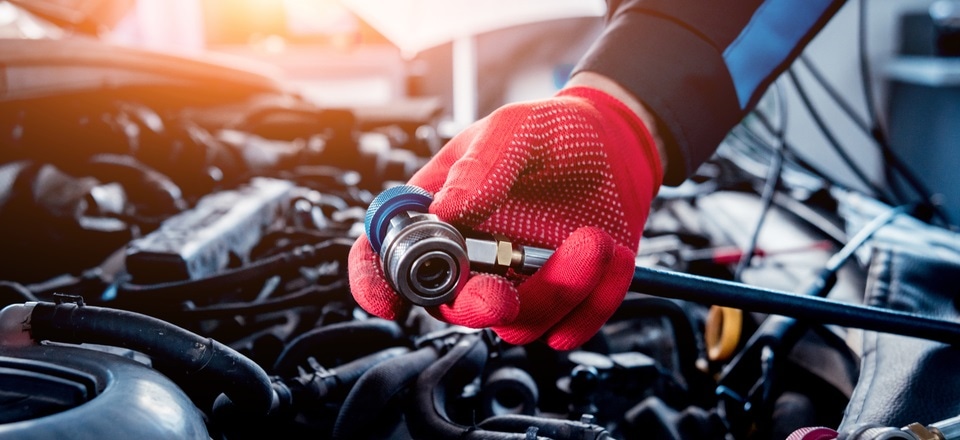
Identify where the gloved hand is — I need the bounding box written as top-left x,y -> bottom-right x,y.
349,86 -> 663,350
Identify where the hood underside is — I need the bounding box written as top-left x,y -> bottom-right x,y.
8,0 -> 134,35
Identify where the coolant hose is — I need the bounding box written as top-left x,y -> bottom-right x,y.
612,296 -> 704,385
403,335 -> 610,440
272,318 -> 406,377
406,335 -> 490,439
328,346 -> 411,391
26,301 -> 276,414
332,346 -> 440,439
612,295 -> 719,406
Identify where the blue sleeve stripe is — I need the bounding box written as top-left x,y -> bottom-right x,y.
723,0 -> 836,109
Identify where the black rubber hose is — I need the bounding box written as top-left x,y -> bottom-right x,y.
272,318 -> 406,377
298,346 -> 411,402
407,335 -> 489,440
610,295 -> 710,402
209,347 -> 412,440
611,296 -> 702,379
336,338 -> 561,440
28,302 -> 276,414
630,265 -> 960,346
331,347 -> 440,440
86,153 -> 187,215
114,239 -> 353,306
332,346 -> 410,389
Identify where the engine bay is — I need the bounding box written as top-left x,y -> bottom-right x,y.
1,33 -> 960,440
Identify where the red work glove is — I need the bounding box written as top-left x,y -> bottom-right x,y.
349,86 -> 662,350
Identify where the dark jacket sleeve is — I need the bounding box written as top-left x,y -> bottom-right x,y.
574,0 -> 846,184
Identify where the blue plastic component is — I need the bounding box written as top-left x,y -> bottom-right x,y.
364,185 -> 433,253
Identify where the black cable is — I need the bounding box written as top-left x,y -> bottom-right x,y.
859,0 -> 879,130
802,203 -> 910,298
786,69 -> 893,202
727,119 -> 851,244
854,0 -> 950,224
734,83 -> 787,282
406,334 -> 490,440
799,55 -> 871,134
729,96 -> 838,190
796,54 -> 912,205
733,148 -> 782,282
798,55 -> 951,227
823,204 -> 908,275
731,124 -> 833,185
176,281 -> 350,320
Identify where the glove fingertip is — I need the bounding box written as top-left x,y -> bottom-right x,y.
493,326 -> 543,347
544,244 -> 635,350
492,227 -> 620,348
429,184 -> 471,222
348,235 -> 405,320
544,334 -> 584,352
432,273 -> 520,328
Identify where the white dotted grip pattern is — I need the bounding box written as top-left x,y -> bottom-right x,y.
422,86 -> 662,253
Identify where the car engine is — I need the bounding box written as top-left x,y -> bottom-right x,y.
2,20 -> 960,440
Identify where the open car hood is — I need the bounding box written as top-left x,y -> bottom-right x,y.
0,38 -> 290,104
8,0 -> 133,35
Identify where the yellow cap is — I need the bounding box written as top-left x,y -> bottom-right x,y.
705,305 -> 742,362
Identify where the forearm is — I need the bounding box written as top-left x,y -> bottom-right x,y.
576,0 -> 847,183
